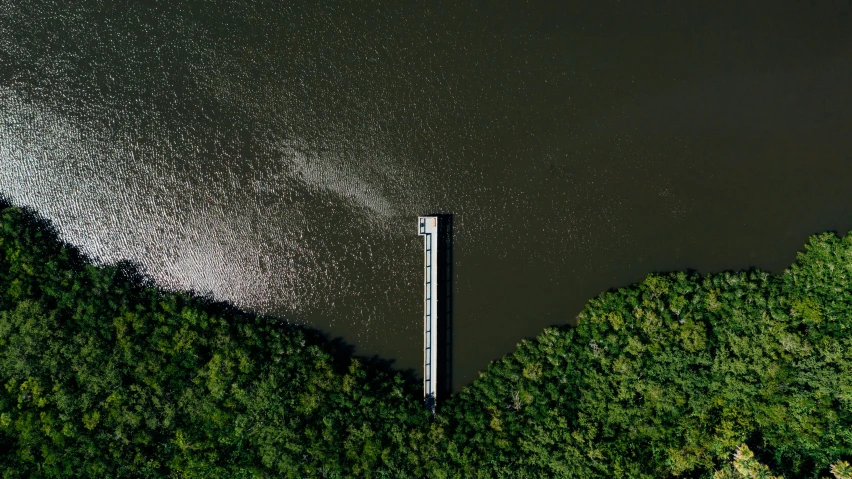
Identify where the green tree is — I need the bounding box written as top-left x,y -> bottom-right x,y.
1,201 -> 851,477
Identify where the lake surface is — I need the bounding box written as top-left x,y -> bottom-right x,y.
2,1 -> 851,389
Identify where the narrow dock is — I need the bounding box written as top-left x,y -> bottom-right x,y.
418,216 -> 439,412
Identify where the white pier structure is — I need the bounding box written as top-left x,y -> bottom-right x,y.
418,216 -> 439,410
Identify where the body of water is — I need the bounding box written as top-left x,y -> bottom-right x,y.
2,0 -> 852,388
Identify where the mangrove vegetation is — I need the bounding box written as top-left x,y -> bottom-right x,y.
0,200 -> 851,477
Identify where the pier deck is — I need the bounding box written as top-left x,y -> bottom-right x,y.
418,216 -> 439,412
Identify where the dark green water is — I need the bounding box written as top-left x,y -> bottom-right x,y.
2,1 -> 851,389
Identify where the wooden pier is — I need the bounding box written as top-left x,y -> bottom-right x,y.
418,216 -> 439,412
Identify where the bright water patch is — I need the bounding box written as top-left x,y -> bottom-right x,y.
0,86 -> 417,319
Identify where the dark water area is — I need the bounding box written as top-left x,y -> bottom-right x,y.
2,1 -> 851,389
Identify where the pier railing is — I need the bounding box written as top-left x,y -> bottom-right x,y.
419,217 -> 437,412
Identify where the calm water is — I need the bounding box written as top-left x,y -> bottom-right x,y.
2,1 -> 851,389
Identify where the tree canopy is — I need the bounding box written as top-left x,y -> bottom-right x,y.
0,201 -> 850,477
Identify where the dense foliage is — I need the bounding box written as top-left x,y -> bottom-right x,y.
430,230 -> 852,478
1,201 -> 851,477
0,203 -> 431,477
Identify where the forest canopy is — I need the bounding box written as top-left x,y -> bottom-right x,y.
0,200 -> 851,478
